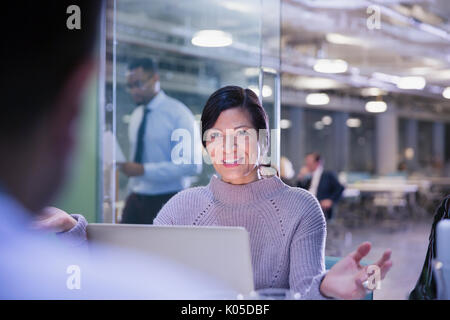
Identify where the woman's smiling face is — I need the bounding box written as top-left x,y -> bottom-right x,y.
205,107 -> 260,185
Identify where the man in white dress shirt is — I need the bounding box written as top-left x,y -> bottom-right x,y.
119,58 -> 202,224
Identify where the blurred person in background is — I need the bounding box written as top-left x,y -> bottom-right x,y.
296,152 -> 344,220
119,58 -> 202,224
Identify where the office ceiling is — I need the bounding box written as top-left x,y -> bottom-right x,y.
111,0 -> 450,111
281,0 -> 450,97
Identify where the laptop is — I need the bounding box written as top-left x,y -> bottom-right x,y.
86,223 -> 255,294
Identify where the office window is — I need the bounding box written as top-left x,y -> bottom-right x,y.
101,0 -> 281,223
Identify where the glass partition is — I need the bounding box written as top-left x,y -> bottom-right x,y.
100,0 -> 281,223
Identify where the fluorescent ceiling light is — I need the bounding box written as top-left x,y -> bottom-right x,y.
192,30 -> 232,47
326,33 -> 365,46
280,119 -> 292,129
248,85 -> 272,98
361,87 -> 386,97
314,59 -> 348,74
443,87 -> 450,99
262,67 -> 277,74
396,76 -> 426,90
293,77 -> 343,90
365,101 -> 387,113
322,115 -> 333,125
346,118 -> 361,128
306,93 -> 330,105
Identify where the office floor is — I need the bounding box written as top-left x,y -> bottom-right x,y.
325,214 -> 433,300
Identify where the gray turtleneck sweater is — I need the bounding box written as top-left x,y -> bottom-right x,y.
153,174 -> 330,299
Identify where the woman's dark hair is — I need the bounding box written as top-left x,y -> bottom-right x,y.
201,86 -> 269,149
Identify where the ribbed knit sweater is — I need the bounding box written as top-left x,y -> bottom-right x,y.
154,174 -> 330,299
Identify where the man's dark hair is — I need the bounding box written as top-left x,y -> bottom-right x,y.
0,1 -> 102,140
127,57 -> 158,75
307,152 -> 321,163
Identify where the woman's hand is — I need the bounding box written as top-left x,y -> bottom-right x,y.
319,242 -> 392,300
31,206 -> 77,233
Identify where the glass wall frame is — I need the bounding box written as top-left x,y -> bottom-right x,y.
98,0 -> 281,223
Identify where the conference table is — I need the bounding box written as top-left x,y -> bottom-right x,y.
344,178 -> 420,215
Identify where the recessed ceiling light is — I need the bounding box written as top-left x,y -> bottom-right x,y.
192,30 -> 233,47
322,115 -> 333,125
306,93 -> 330,105
314,121 -> 324,130
280,119 -> 292,129
346,118 -> 361,128
326,33 -> 365,46
314,59 -> 348,74
443,87 -> 450,99
365,101 -> 387,113
396,76 -> 426,90
361,87 -> 386,97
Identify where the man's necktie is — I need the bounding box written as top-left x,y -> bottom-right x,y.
133,107 -> 151,164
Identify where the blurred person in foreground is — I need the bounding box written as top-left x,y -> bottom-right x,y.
297,152 -> 344,220
0,1 -> 230,299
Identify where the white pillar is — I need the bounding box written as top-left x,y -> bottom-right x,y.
376,110 -> 398,175
333,112 -> 349,172
433,122 -> 445,165
284,107 -> 305,174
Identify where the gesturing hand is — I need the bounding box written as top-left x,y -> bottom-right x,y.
31,206 -> 77,233
319,242 -> 392,300
119,162 -> 145,177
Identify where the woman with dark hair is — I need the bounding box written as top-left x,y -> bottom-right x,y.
154,85 -> 393,299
